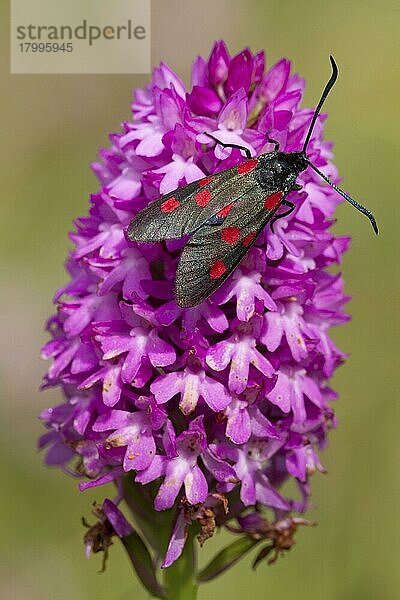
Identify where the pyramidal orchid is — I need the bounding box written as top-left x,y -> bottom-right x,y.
40,41 -> 352,599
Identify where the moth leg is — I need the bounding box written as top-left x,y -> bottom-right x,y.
204,132 -> 252,160
266,134 -> 280,152
270,200 -> 295,233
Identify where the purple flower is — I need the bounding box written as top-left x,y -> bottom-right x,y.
224,390 -> 278,445
267,365 -> 325,424
198,88 -> 264,160
261,300 -> 312,362
93,397 -> 165,471
151,365 -> 231,415
206,324 -> 275,394
40,41 -> 351,574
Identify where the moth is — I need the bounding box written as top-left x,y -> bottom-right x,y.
128,56 -> 378,308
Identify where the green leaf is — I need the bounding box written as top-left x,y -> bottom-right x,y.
197,536 -> 260,583
121,531 -> 167,599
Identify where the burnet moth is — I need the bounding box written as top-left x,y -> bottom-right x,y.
128,56 -> 378,308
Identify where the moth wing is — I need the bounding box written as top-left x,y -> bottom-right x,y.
175,185 -> 286,307
127,160 -> 261,243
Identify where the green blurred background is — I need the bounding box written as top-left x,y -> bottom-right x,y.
1,1 -> 399,598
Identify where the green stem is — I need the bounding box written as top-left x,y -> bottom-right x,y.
162,530 -> 198,600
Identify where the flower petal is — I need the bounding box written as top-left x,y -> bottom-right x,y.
184,465 -> 208,505
162,510 -> 188,569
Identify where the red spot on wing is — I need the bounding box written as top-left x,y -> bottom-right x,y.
195,190 -> 212,207
161,197 -> 180,213
221,226 -> 241,244
242,232 -> 256,246
199,176 -> 213,187
217,202 -> 235,218
264,191 -> 283,210
210,260 -> 227,279
237,159 -> 258,175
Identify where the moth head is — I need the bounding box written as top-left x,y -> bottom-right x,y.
258,152 -> 307,189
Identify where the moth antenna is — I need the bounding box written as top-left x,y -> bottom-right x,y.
303,56 -> 338,153
306,160 -> 379,234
